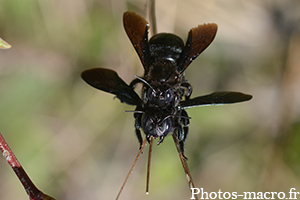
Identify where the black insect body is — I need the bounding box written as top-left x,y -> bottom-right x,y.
82,11 -> 252,153
136,102 -> 190,146
124,12 -> 217,110
81,11 -> 252,197
135,33 -> 189,108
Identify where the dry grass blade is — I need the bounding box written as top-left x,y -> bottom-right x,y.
115,137 -> 148,200
146,137 -> 153,194
172,134 -> 198,200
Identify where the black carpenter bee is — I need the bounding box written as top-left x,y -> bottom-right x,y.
81,11 -> 252,199
82,11 -> 252,154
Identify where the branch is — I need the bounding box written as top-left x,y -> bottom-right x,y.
0,133 -> 55,200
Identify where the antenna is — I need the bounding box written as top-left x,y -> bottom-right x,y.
168,80 -> 188,90
134,75 -> 156,94
123,110 -> 145,114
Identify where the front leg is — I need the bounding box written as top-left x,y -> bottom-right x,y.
178,110 -> 190,159
181,82 -> 192,100
134,114 -> 143,148
176,125 -> 188,160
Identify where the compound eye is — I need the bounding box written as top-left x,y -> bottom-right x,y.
164,89 -> 173,104
147,87 -> 156,102
142,114 -> 154,132
158,118 -> 172,135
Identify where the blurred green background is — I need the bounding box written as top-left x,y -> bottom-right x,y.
0,0 -> 300,199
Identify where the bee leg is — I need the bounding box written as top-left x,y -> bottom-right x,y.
134,115 -> 143,149
177,126 -> 187,160
179,110 -> 190,160
181,110 -> 190,141
179,141 -> 188,160
157,135 -> 165,145
146,134 -> 152,143
172,93 -> 181,107
181,82 -> 192,100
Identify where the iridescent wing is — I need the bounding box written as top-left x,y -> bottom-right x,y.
177,23 -> 218,73
81,68 -> 142,106
180,92 -> 252,109
123,11 -> 150,70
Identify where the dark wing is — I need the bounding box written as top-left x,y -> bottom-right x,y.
180,92 -> 252,109
177,23 -> 218,73
81,68 -> 142,106
123,11 -> 150,70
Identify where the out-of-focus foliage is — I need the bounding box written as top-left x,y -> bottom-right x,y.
0,37 -> 11,49
0,0 -> 299,199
